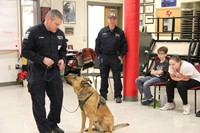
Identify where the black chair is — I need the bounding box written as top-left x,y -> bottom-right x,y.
189,64 -> 200,113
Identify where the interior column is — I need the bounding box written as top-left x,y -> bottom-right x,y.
124,0 -> 139,101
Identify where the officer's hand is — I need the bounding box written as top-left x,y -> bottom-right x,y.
58,59 -> 64,71
118,56 -> 122,60
118,56 -> 123,64
43,57 -> 54,67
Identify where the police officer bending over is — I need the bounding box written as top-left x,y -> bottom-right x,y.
22,9 -> 67,133
95,13 -> 128,103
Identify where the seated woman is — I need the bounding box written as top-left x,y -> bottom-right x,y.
135,46 -> 169,105
160,55 -> 200,115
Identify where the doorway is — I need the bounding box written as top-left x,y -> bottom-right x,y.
87,2 -> 123,49
104,6 -> 120,26
21,0 -> 39,38
20,0 -> 39,68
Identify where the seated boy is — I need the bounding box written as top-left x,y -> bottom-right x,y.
135,46 -> 169,105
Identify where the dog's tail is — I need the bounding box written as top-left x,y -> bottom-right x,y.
113,123 -> 130,131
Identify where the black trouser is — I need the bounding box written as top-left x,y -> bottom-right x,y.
99,54 -> 122,98
166,79 -> 200,105
28,64 -> 63,132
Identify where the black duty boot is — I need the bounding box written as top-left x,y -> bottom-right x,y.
52,126 -> 64,133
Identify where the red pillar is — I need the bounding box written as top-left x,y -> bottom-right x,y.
124,0 -> 139,101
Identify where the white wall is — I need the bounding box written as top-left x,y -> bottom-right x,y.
50,0 -> 123,50
0,51 -> 21,83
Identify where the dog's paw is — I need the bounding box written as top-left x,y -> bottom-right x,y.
78,129 -> 85,133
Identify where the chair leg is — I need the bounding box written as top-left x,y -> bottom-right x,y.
92,76 -> 95,86
158,86 -> 161,100
154,86 -> 156,108
195,90 -> 197,114
94,76 -> 97,90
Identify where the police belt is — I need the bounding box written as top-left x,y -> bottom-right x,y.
102,51 -> 118,55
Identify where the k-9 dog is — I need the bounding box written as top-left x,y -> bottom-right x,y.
65,75 -> 129,133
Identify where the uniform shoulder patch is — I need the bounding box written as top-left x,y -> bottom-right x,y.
24,31 -> 30,40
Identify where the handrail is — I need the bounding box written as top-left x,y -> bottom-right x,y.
151,16 -> 200,19
146,15 -> 200,41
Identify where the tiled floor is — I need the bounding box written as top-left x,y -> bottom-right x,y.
0,81 -> 200,133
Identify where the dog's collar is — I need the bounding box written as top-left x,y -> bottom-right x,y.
77,87 -> 92,99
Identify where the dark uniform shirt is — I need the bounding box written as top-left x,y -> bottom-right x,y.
22,22 -> 67,67
21,22 -> 66,132
95,26 -> 127,57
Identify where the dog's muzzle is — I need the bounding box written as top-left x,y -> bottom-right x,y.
65,78 -> 72,85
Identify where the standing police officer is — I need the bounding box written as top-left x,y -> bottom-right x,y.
95,13 -> 128,103
22,10 -> 66,133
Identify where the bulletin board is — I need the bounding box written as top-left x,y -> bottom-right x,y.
155,7 -> 181,36
0,0 -> 19,50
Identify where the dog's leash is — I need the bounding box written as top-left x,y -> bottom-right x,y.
44,69 -> 80,113
62,77 -> 93,113
62,82 -> 80,113
62,102 -> 79,113
64,88 -> 92,113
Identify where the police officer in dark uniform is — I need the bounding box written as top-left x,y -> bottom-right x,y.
95,13 -> 127,103
22,10 -> 66,133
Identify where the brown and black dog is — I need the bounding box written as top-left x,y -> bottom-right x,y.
65,75 -> 129,133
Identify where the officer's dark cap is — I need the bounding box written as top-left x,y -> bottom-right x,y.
108,13 -> 116,19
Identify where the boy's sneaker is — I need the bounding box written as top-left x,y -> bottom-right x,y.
160,102 -> 175,111
141,98 -> 148,103
183,104 -> 190,115
141,97 -> 154,105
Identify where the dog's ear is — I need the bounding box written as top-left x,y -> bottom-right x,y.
80,80 -> 91,88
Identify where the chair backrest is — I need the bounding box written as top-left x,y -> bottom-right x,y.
194,64 -> 200,73
81,48 -> 97,70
